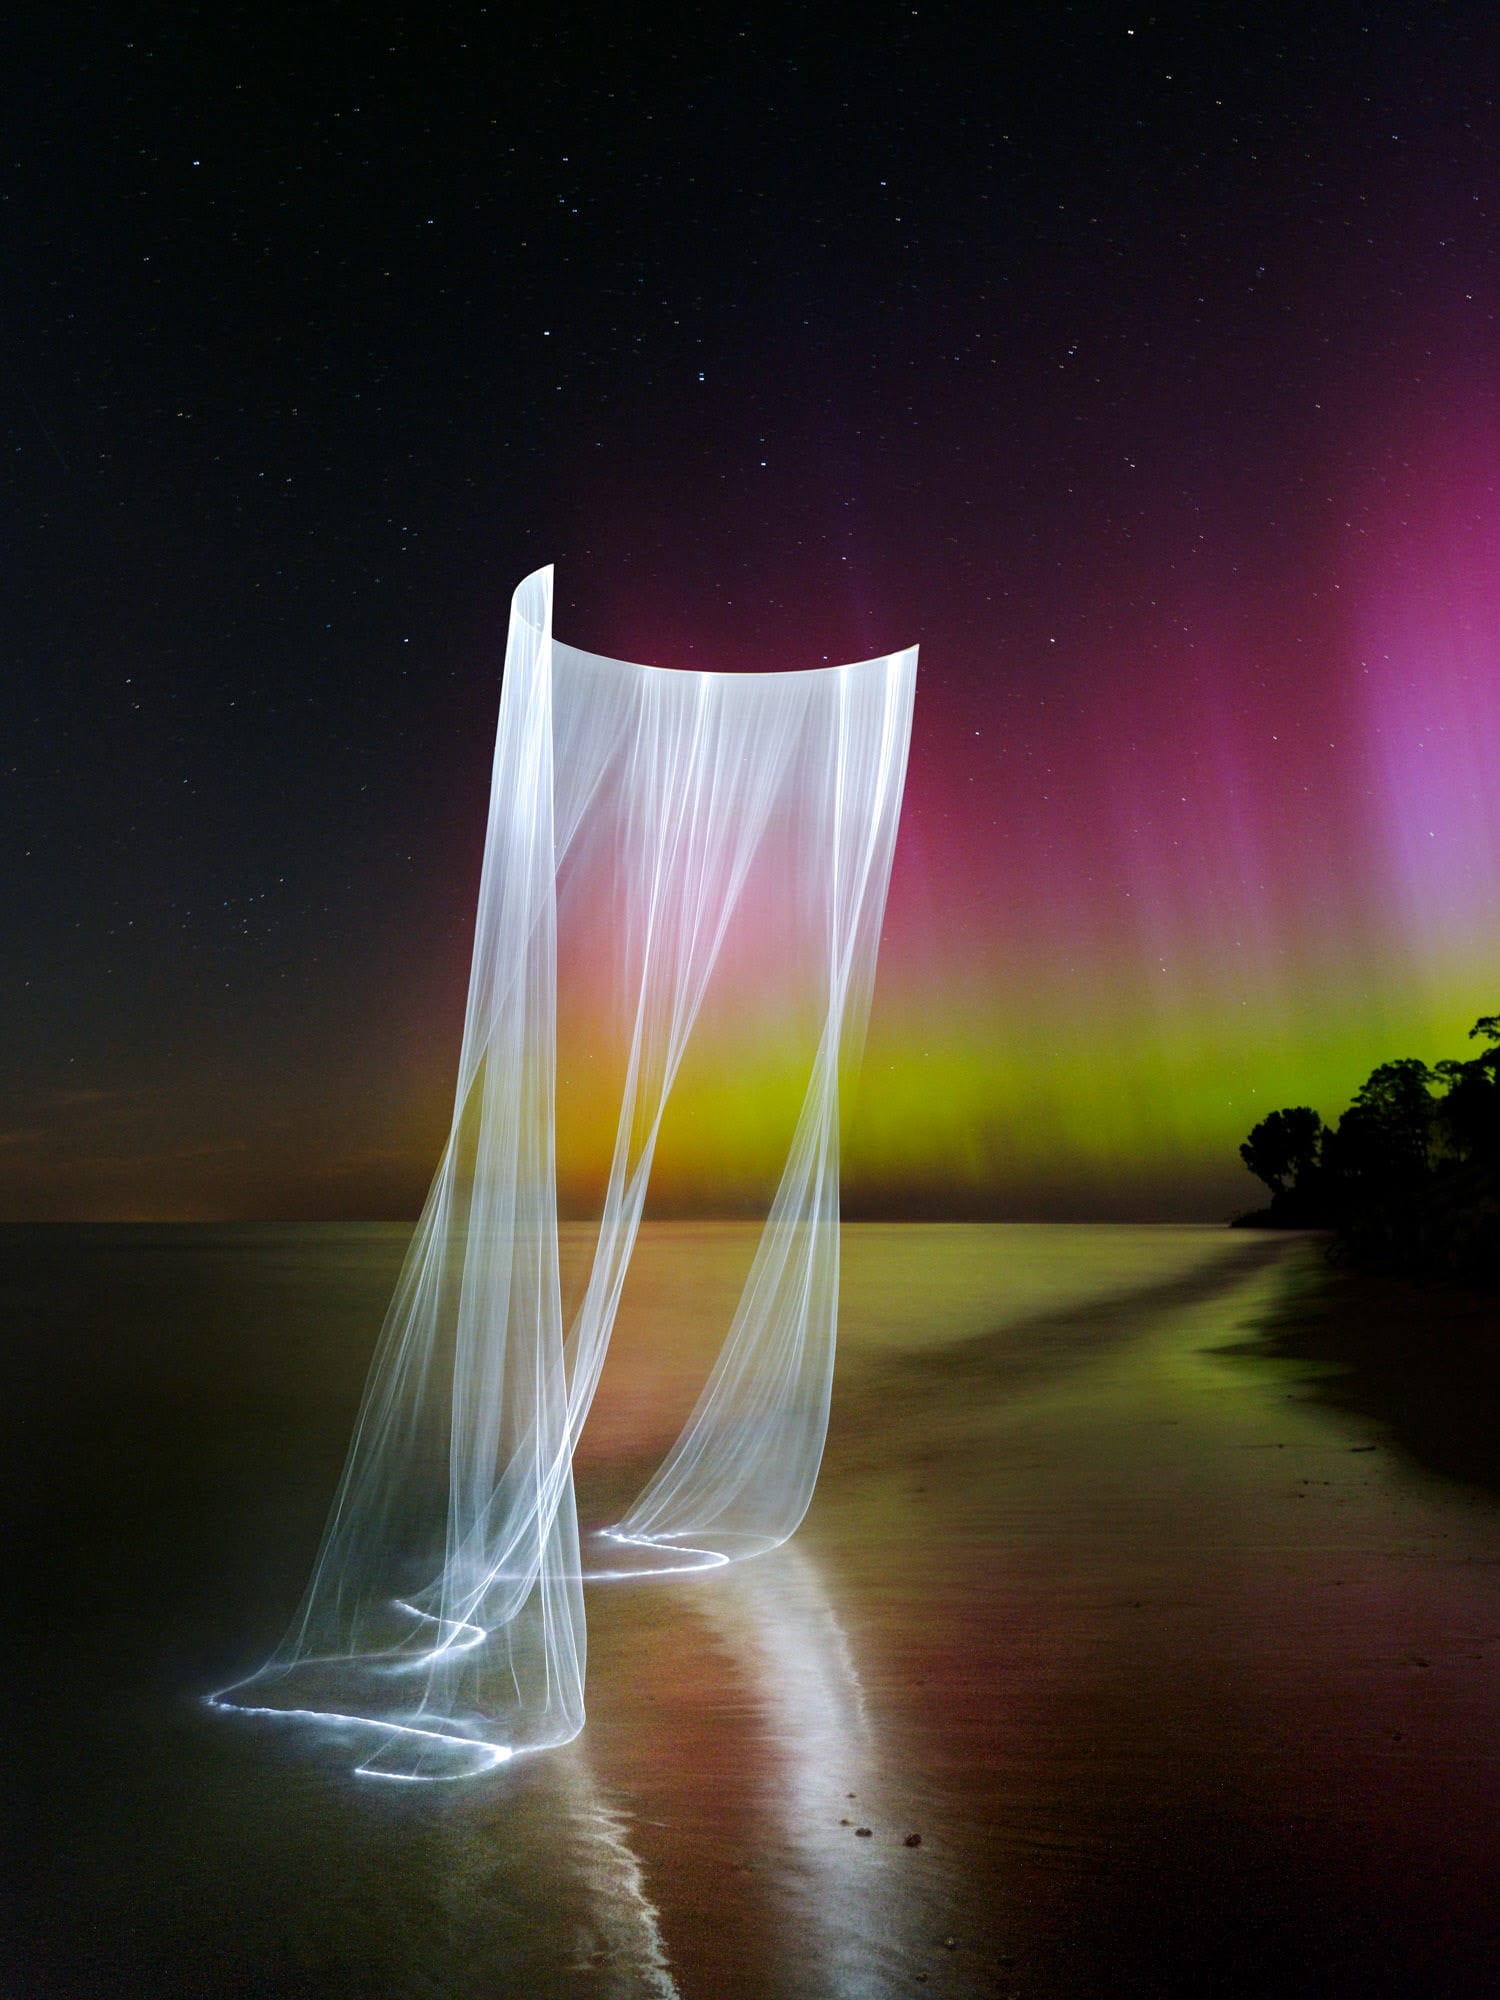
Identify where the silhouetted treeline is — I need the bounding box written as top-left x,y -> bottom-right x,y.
1234,1013 -> 1500,1283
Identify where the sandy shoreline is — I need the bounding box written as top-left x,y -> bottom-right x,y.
6,1223 -> 1498,1996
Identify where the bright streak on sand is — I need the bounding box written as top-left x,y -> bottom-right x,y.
203,1688 -> 515,1780
210,567 -> 916,1778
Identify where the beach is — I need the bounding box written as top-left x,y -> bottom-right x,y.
5,1222 -> 1498,1997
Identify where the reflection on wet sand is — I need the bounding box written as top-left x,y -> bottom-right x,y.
682,1546 -> 898,1993
569,1789 -> 678,2000
7,1223 -> 1500,1998
578,1535 -> 968,1999
579,1228 -> 1500,1998
519,1747 -> 681,2000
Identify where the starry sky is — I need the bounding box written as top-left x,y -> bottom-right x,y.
6,2 -> 1499,1222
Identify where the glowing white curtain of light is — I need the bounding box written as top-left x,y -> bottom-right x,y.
212,566 -> 917,1779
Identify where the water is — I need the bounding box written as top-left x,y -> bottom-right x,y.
4,1223 -> 1497,1997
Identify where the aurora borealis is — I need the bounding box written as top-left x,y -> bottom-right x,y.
865,412 -> 1500,1217
6,5 -> 1499,1222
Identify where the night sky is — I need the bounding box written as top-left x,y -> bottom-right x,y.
7,3 -> 1499,1222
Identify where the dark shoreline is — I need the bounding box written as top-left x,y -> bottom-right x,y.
1226,1245 -> 1500,1498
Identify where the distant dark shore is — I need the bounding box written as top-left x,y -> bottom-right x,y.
1229,1209 -> 1331,1232
1232,1240 -> 1500,1497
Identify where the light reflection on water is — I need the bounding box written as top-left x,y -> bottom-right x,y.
6,1223 -> 1500,1998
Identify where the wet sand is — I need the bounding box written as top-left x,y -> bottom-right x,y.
4,1223 -> 1498,1997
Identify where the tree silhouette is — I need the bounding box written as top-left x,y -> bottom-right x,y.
1234,1014 -> 1498,1281
1239,1106 -> 1325,1200
1323,1057 -> 1435,1200
1436,1017 -> 1500,1166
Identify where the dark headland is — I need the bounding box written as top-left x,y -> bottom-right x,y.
1233,1010 -> 1499,1288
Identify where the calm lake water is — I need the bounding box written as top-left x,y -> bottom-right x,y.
4,1223 -> 1497,1998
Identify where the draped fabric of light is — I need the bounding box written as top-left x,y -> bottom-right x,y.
213,567 -> 918,1779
